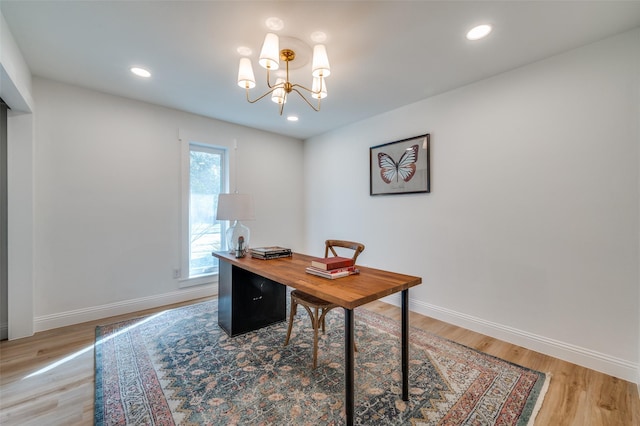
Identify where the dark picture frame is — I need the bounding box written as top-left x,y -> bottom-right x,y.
370,133 -> 430,196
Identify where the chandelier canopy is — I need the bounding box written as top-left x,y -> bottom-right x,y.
237,32 -> 330,115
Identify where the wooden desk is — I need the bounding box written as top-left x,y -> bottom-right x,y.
212,251 -> 422,426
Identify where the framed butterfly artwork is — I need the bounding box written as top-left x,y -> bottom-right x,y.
370,133 -> 430,195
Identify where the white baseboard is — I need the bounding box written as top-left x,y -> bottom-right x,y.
380,294 -> 639,384
34,284 -> 217,332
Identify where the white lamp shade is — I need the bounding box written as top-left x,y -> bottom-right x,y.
259,33 -> 280,70
271,78 -> 287,104
312,44 -> 330,78
216,193 -> 255,221
237,58 -> 256,89
312,76 -> 327,99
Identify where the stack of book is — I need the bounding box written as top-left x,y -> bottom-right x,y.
250,246 -> 292,260
305,256 -> 359,279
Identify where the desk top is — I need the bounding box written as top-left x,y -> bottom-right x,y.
213,251 -> 422,310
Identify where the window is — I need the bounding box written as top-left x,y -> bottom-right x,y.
182,142 -> 226,282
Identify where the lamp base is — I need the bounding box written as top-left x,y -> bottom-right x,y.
226,220 -> 250,257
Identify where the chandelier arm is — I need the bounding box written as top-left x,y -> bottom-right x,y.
245,85 -> 283,104
291,82 -> 325,99
265,67 -> 278,89
291,88 -> 321,112
290,83 -> 313,93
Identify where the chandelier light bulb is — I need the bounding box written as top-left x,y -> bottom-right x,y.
311,44 -> 330,78
237,58 -> 256,89
312,76 -> 327,99
259,33 -> 280,70
271,78 -> 287,104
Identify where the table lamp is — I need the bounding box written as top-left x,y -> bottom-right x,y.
216,193 -> 255,257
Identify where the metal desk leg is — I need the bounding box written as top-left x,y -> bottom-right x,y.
344,307 -> 355,426
402,289 -> 409,401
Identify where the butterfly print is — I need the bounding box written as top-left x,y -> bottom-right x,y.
377,144 -> 419,184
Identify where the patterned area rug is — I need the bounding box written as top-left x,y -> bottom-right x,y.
95,300 -> 548,425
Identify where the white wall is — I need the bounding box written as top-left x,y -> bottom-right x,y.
31,78 -> 305,329
304,29 -> 640,381
7,112 -> 34,339
1,11 -> 35,340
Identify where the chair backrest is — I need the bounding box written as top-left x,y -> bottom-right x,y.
324,239 -> 365,262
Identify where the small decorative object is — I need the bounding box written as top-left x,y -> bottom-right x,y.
370,133 -> 430,195
235,236 -> 246,258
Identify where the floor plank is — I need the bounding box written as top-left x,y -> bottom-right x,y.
0,297 -> 638,425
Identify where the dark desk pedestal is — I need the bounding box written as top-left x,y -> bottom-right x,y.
217,260 -> 286,336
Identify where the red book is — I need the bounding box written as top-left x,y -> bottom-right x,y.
305,266 -> 359,279
310,256 -> 355,271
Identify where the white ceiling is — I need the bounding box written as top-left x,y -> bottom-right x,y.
2,1 -> 640,140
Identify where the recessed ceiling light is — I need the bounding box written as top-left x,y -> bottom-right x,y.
287,115 -> 299,122
130,67 -> 151,78
466,24 -> 492,41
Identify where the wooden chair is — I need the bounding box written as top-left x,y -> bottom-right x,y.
284,239 -> 365,368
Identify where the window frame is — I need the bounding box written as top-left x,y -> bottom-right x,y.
179,137 -> 228,288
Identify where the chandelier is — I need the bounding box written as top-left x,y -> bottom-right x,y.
237,32 -> 330,115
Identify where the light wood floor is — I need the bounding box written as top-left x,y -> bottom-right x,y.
1,297 -> 638,425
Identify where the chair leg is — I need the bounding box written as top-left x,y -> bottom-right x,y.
298,304 -> 321,369
288,302 -> 355,368
284,298 -> 298,347
319,308 -> 358,352
312,307 -> 319,369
